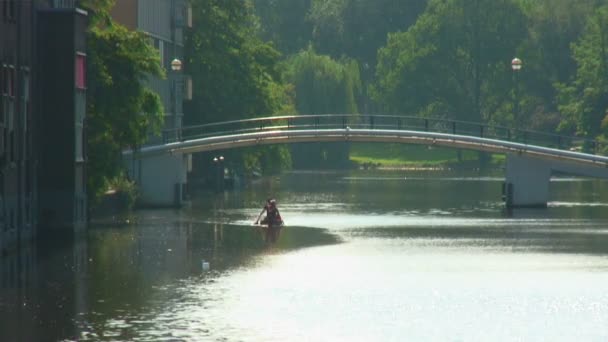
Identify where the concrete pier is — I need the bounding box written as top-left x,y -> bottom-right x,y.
126,152 -> 191,207
505,155 -> 552,207
505,154 -> 608,207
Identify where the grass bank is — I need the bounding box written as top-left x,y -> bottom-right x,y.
349,143 -> 505,169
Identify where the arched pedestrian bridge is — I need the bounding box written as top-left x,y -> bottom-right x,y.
123,115 -> 608,208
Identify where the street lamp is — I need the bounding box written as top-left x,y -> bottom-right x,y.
171,58 -> 182,71
511,57 -> 522,71
511,57 -> 522,132
213,156 -> 225,192
168,58 -> 183,142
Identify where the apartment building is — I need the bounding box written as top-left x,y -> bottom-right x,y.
111,0 -> 193,207
0,0 -> 87,254
111,0 -> 192,143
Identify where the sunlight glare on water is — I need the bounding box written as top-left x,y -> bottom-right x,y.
5,172 -> 608,341
150,174 -> 608,341
159,238 -> 608,341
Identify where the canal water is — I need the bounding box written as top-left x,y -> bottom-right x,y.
2,170 -> 608,341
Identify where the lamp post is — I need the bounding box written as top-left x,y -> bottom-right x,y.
170,58 -> 182,142
213,156 -> 224,192
511,57 -> 522,132
171,57 -> 182,71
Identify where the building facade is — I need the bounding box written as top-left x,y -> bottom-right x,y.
0,0 -> 87,254
112,0 -> 193,207
1,0 -> 35,253
36,4 -> 88,232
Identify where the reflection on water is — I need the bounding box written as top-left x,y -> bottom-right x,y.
1,171 -> 608,341
0,238 -> 89,341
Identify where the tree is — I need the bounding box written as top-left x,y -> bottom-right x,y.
83,3 -> 165,201
283,46 -> 361,168
252,0 -> 313,55
372,0 -> 527,126
517,0 -> 598,131
185,0 -> 293,176
557,5 -> 608,143
309,0 -> 427,70
308,0 -> 428,111
79,0 -> 115,25
185,0 -> 288,125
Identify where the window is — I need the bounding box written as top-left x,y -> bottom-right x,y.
158,40 -> 165,67
1,66 -> 15,96
25,195 -> 30,224
22,70 -> 30,132
186,5 -> 193,28
2,1 -> 15,21
0,95 -> 4,125
184,76 -> 193,100
0,127 -> 4,156
9,68 -> 14,97
175,4 -> 192,28
7,98 -> 13,130
75,53 -> 86,89
75,125 -> 83,161
9,130 -> 14,163
1,127 -> 6,157
9,1 -> 15,19
22,71 -> 29,101
10,209 -> 15,230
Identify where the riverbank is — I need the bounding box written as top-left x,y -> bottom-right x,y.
350,143 -> 505,171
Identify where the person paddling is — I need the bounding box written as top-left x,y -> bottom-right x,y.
255,198 -> 283,242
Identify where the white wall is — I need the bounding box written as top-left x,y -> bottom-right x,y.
127,152 -> 189,207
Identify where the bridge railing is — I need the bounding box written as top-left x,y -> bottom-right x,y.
162,115 -> 607,156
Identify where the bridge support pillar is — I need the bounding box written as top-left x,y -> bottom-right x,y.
504,154 -> 551,208
126,153 -> 191,208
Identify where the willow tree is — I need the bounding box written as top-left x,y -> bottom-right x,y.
308,0 -> 427,79
283,46 -> 361,168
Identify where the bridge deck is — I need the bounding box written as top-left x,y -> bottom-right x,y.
125,115 -> 608,172
127,128 -> 608,170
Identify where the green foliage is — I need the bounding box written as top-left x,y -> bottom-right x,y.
308,0 -> 427,70
284,46 -> 361,114
242,145 -> 293,175
185,0 -> 287,125
513,0 -> 598,131
78,0 -> 116,26
350,143 -> 478,167
251,0 -> 608,161
252,0 -> 313,55
86,20 -> 165,202
524,1 -> 594,86
253,0 -> 427,112
282,47 -> 362,168
106,172 -> 139,211
186,0 -> 294,174
373,0 -> 527,125
557,5 -> 608,140
77,0 -> 608,190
